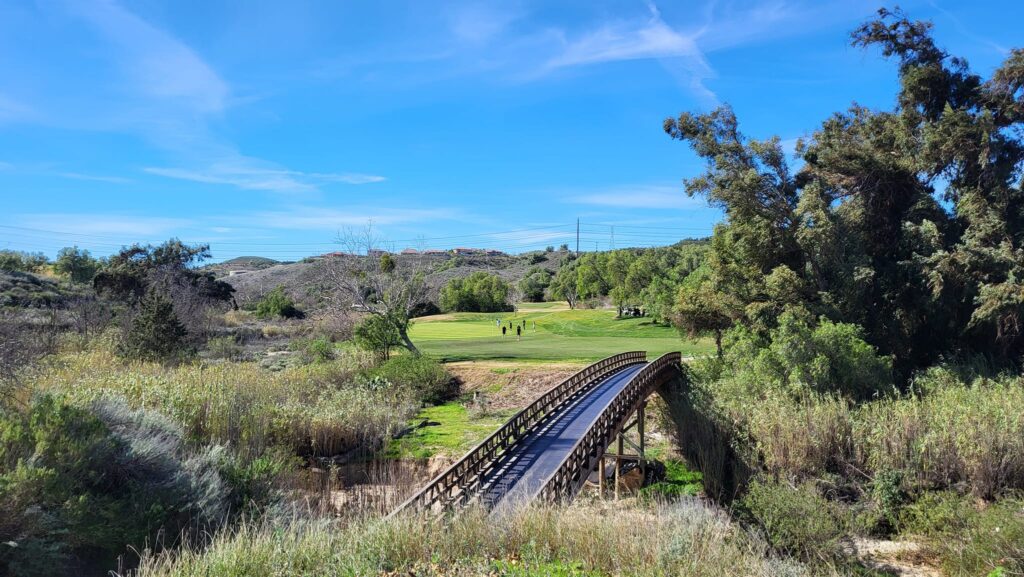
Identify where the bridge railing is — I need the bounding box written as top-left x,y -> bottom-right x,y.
536,351 -> 682,502
390,351 -> 647,515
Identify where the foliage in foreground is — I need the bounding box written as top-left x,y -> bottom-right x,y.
0,396 -> 234,576
133,501 -> 816,577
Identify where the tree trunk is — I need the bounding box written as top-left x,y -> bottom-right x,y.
715,331 -> 723,358
399,327 -> 420,356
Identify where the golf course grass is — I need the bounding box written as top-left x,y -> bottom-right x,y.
409,302 -> 714,362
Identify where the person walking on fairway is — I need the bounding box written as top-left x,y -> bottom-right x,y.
502,326 -> 507,337
516,325 -> 521,341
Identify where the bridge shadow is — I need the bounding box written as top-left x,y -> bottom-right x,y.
657,368 -> 752,504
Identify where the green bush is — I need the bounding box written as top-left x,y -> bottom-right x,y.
254,286 -> 301,319
353,315 -> 402,359
0,396 -> 230,576
291,336 -> 335,363
898,490 -> 973,537
939,499 -> 1024,577
705,313 -> 892,403
366,355 -> 455,404
207,335 -> 243,360
740,478 -> 848,562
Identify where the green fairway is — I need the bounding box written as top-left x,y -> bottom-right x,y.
409,304 -> 714,362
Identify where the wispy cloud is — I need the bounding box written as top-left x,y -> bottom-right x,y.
544,4 -> 704,70
567,184 -> 705,210
67,0 -> 229,115
144,161 -> 385,192
18,213 -> 193,237
234,206 -> 462,230
447,3 -> 523,45
0,93 -> 34,123
59,172 -> 133,184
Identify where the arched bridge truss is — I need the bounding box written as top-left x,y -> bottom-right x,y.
391,351 -> 684,516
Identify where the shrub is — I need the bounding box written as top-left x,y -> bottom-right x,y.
254,286 -> 302,319
898,491 -> 1024,575
353,315 -> 402,360
118,288 -> 190,362
439,272 -> 512,313
290,336 -> 335,363
207,335 -> 243,360
936,499 -> 1024,577
740,478 -> 848,562
709,313 -> 892,403
0,396 -> 230,576
366,355 -> 455,404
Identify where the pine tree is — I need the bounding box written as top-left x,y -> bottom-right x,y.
119,288 -> 189,361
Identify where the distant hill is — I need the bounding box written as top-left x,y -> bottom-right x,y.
0,270 -> 76,307
222,250 -> 573,312
204,256 -> 281,277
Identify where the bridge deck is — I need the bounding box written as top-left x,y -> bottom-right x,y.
480,362 -> 647,511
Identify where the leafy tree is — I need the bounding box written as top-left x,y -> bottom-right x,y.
676,264 -> 739,357
254,286 -> 301,319
94,240 -> 234,348
353,314 -> 402,360
550,262 -> 581,309
518,267 -> 552,302
664,8 -> 1024,378
327,227 -> 429,355
53,246 -> 99,283
0,250 -> 47,273
118,288 -> 189,361
439,271 -> 512,312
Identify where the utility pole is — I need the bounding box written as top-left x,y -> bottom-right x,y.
610,225 -> 615,250
576,218 -> 580,256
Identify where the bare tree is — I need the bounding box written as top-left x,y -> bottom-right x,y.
325,226 -> 430,355
0,308 -> 60,404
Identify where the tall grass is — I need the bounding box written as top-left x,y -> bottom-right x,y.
29,343 -> 419,458
133,501 -> 818,577
855,370 -> 1024,499
665,366 -> 1024,500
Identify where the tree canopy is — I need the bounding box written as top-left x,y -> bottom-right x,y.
668,8 -> 1024,379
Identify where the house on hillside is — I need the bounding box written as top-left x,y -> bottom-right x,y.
423,249 -> 448,256
453,247 -> 484,255
485,249 -> 506,256
401,248 -> 420,255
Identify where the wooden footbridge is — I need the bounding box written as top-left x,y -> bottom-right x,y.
391,351 -> 684,516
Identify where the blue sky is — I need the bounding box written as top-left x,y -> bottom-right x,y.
0,0 -> 1020,261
